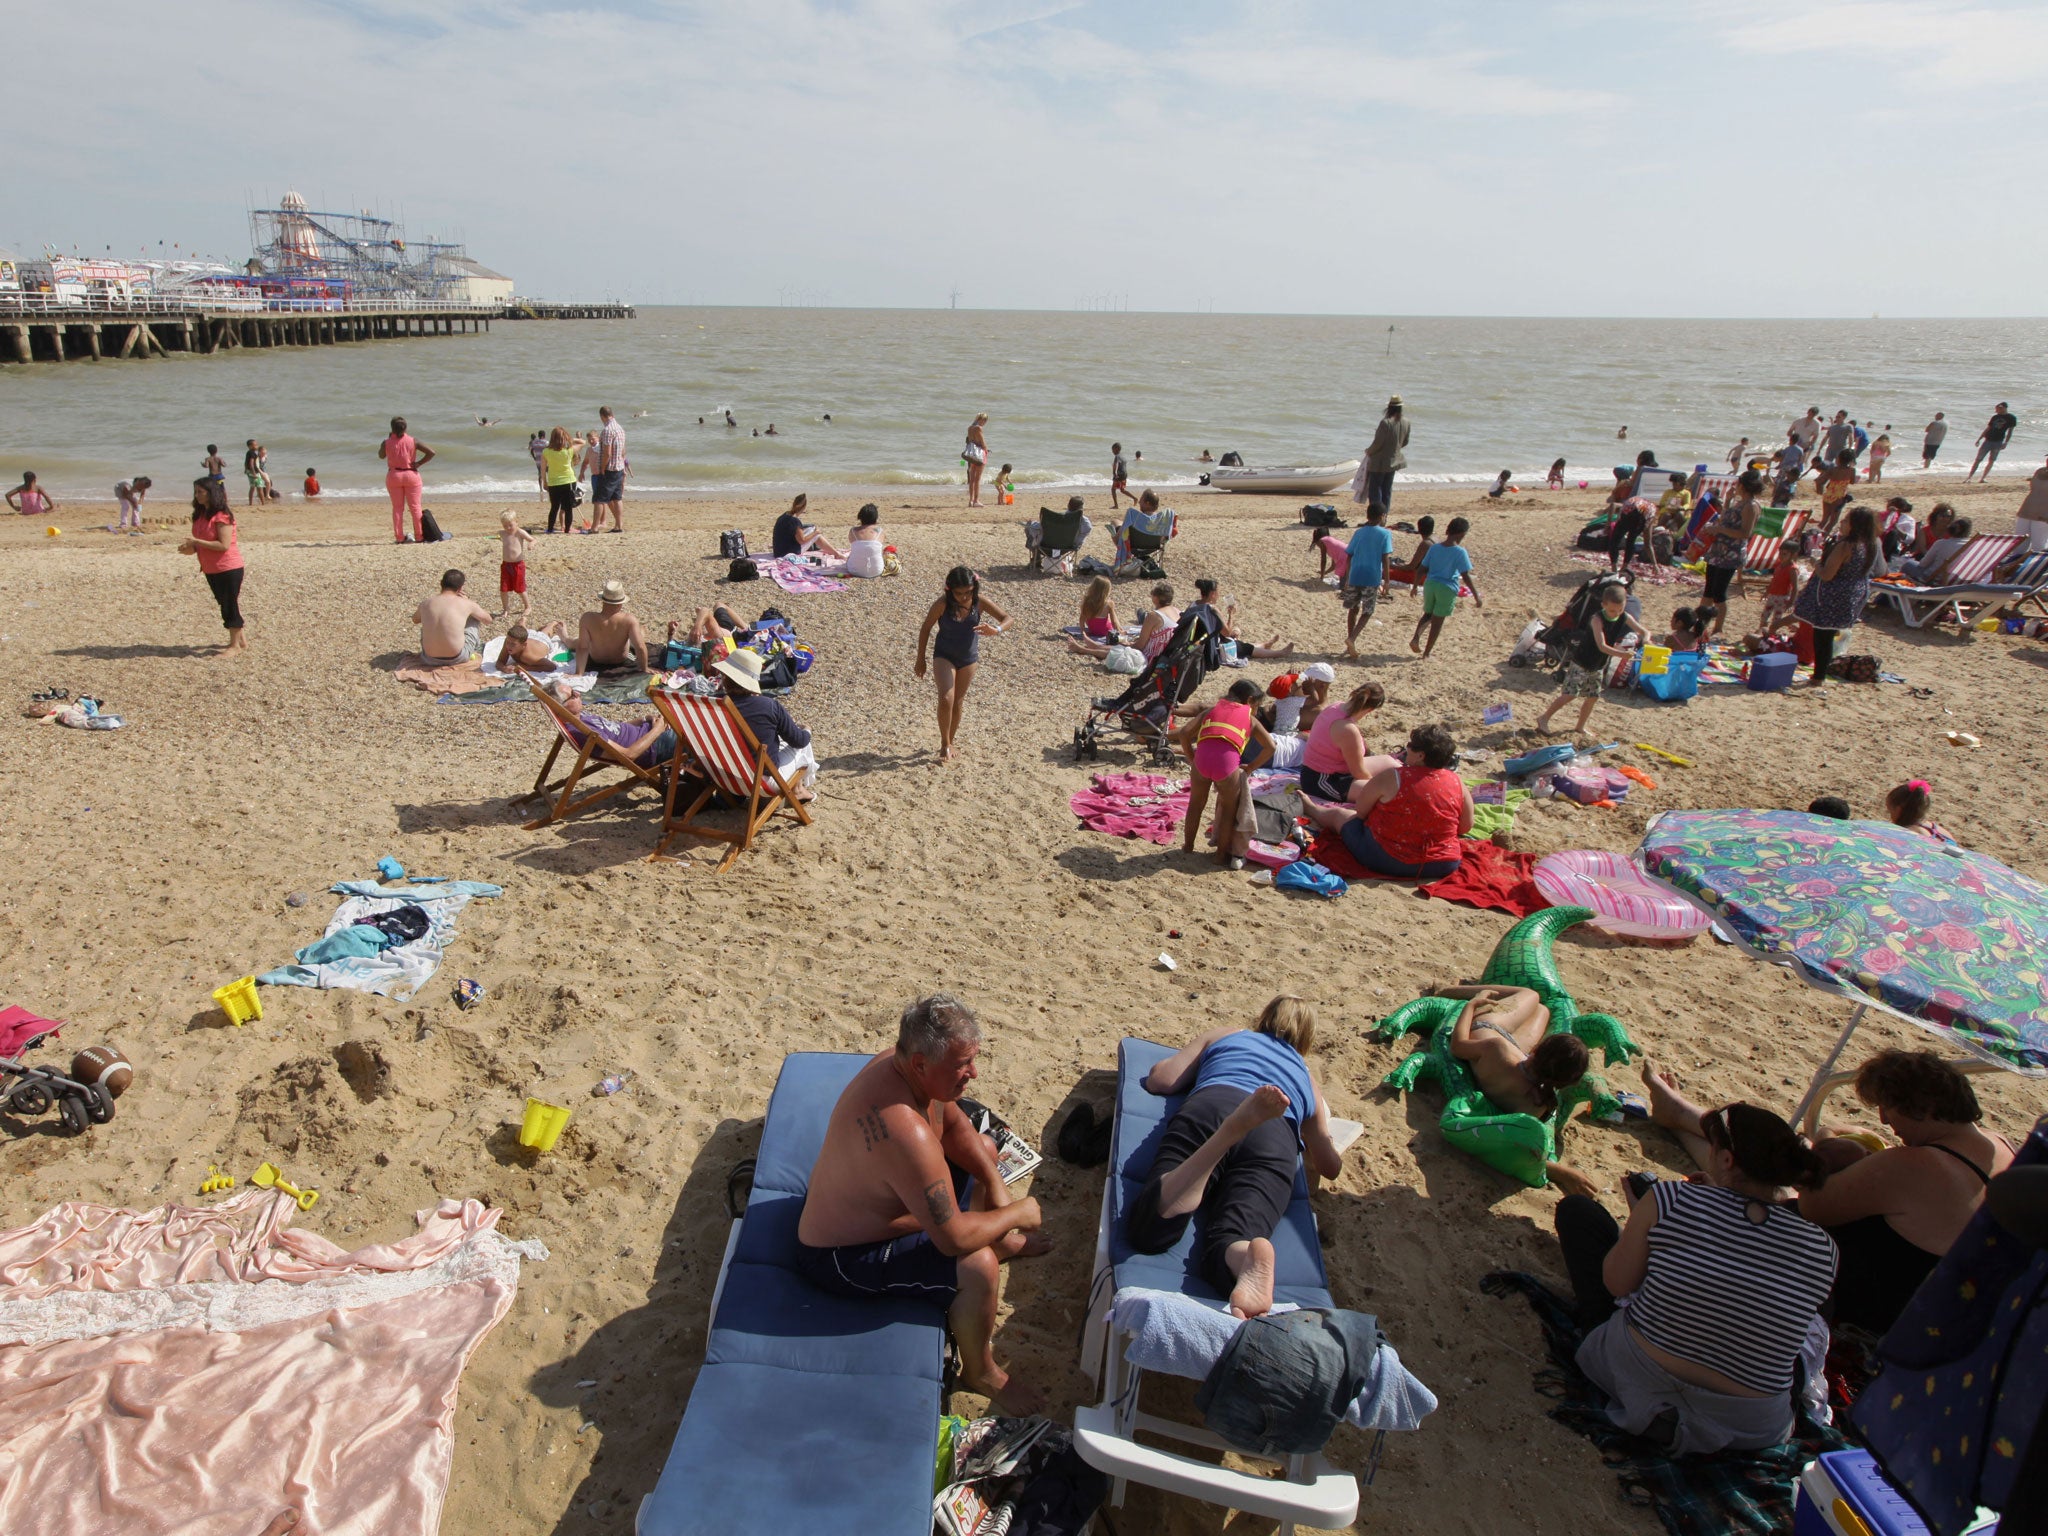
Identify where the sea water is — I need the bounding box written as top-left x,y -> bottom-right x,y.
3,309 -> 2042,500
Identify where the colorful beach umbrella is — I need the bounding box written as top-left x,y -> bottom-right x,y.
1636,809 -> 2048,1080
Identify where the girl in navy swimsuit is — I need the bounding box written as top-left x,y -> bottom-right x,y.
915,565 -> 1010,760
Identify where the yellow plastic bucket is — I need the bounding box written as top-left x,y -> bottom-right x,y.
213,976 -> 262,1026
1638,644 -> 1671,677
520,1098 -> 572,1152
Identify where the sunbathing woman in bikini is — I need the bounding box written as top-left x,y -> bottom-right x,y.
1441,985 -> 1598,1196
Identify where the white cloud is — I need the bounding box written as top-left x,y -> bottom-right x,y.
1721,0 -> 2048,88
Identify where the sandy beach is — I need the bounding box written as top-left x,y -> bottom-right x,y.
2,471 -> 2044,1536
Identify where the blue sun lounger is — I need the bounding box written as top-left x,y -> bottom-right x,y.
637,1053 -> 945,1536
1074,1038 -> 1360,1536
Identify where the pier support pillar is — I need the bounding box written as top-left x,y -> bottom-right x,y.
4,325 -> 27,364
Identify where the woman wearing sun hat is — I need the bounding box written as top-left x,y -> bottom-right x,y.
715,646 -> 818,800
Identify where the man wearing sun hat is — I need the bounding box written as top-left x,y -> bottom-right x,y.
573,578 -> 651,675
1359,394 -> 1410,512
716,645 -> 818,799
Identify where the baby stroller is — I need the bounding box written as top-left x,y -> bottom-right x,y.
1074,604 -> 1221,763
1510,571 -> 1635,672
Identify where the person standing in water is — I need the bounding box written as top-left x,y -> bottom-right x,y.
964,414 -> 991,507
915,565 -> 1010,761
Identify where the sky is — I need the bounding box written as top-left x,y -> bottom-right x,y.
9,0 -> 2046,316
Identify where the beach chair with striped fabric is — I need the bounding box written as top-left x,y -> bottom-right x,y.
649,690 -> 812,870
1872,533 -> 2033,629
1741,507 -> 1806,573
516,668 -> 675,832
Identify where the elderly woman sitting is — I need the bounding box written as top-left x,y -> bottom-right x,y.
1301,722 -> 1471,881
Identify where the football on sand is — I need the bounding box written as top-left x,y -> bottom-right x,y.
71,1045 -> 133,1098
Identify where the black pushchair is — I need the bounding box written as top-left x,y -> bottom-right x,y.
1074,604 -> 1222,763
1511,571 -> 1635,672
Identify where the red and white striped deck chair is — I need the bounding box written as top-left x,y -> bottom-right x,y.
1740,508 -> 1806,574
1872,534 -> 2033,629
650,690 -> 812,870
516,668 -> 676,833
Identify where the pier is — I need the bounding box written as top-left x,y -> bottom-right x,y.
0,297 -> 493,365
500,300 -> 635,320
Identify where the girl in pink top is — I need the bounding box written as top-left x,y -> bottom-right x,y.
181,479 -> 247,653
6,471 -> 53,520
378,415 -> 436,543
1297,680 -> 1383,804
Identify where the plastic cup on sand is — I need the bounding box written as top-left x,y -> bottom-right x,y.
520,1098 -> 572,1151
212,976 -> 262,1026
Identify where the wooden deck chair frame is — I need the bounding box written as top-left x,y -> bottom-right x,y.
515,668 -> 672,831
650,690 -> 812,871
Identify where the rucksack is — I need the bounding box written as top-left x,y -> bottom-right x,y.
1828,653 -> 1880,683
728,557 -> 758,582
418,507 -> 446,543
1300,503 -> 1345,528
719,529 -> 748,559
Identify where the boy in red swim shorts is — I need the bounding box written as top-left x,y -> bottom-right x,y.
499,511 -> 535,619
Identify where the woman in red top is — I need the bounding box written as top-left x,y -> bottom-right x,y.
1301,723 -> 1470,880
1175,679 -> 1273,870
180,478 -> 248,653
378,415 -> 436,544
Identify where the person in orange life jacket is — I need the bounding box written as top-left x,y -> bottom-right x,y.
1174,679 -> 1274,870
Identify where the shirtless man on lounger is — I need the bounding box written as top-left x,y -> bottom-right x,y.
573,579 -> 651,675
415,569 -> 494,665
798,994 -> 1052,1413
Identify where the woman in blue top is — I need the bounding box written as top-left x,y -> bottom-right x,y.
1410,516 -> 1483,658
1126,998 -> 1345,1318
914,565 -> 1010,761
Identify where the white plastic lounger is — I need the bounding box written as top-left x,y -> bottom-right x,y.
1074,1038 -> 1361,1536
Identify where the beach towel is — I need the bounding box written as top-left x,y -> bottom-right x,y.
0,1190 -> 542,1536
479,633 -> 573,678
0,1006 -> 60,1057
394,655 -> 496,695
258,879 -> 500,1000
1696,642 -> 1752,687
1109,1287 -> 1438,1433
1567,550 -> 1701,588
437,672 -> 641,705
1306,835 -> 1548,917
1069,773 -> 1190,846
1480,1271 -> 1844,1536
757,557 -> 849,594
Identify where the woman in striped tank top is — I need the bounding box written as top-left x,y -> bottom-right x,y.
1552,1099 -> 1836,1455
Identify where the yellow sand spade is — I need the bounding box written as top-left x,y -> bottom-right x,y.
252,1162 -> 320,1211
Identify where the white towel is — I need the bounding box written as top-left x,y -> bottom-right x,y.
1108,1286 -> 1438,1432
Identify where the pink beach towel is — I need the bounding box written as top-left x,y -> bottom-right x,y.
0,1190 -> 542,1536
758,557 -> 850,594
1069,772 -> 1191,845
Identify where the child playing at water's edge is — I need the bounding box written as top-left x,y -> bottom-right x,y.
1411,517 -> 1482,658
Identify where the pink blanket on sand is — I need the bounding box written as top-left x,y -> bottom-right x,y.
1070,772 -> 1191,845
0,1190 -> 543,1536
758,557 -> 849,594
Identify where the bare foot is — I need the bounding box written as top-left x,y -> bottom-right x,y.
1015,1230 -> 1055,1259
1639,1058 -> 1693,1126
968,1364 -> 1048,1416
1222,1083 -> 1291,1138
1409,638 -> 1423,655
1343,647 -> 1358,660
940,745 -> 957,762
1229,1237 -> 1277,1319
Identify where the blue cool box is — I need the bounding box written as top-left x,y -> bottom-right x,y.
1792,1449 -> 1999,1536
1748,652 -> 1798,691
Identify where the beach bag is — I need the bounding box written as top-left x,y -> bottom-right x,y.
1273,860 -> 1347,899
755,651 -> 799,692
570,482 -> 585,507
719,529 -> 748,559
1102,645 -> 1144,675
789,643 -> 817,675
1300,503 -> 1343,529
727,557 -> 758,582
418,507 -> 446,543
883,550 -> 902,576
1828,653 -> 1879,683
656,640 -> 701,672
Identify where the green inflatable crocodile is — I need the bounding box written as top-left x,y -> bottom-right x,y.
1371,905 -> 1640,1188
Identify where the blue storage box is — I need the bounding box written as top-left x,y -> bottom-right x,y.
1748,651 -> 1798,691
1638,651 -> 1706,701
1793,1448 -> 1997,1536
